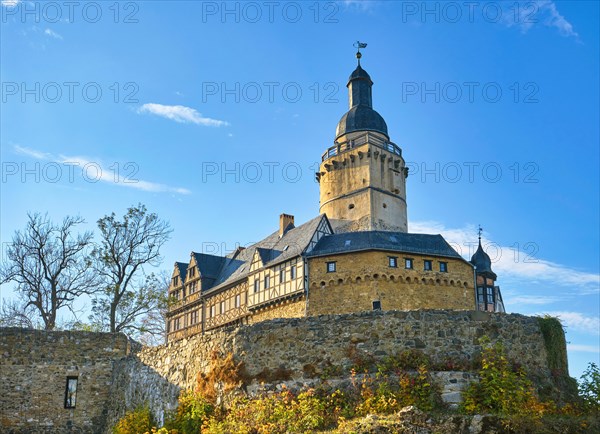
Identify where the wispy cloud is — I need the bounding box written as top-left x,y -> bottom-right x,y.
567,344 -> 600,354
13,145 -> 191,195
138,103 -> 229,127
503,1 -> 578,38
506,295 -> 564,306
342,0 -> 377,11
44,28 -> 63,40
536,311 -> 600,335
410,220 -> 600,296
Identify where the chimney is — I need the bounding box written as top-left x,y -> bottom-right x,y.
279,213 -> 295,237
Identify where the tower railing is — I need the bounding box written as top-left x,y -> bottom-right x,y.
321,132 -> 402,161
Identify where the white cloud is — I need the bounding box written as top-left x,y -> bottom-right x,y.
1,0 -> 21,7
44,28 -> 63,40
14,145 -> 52,160
506,295 -> 564,306
410,220 -> 600,295
342,0 -> 376,11
503,1 -> 578,38
536,311 -> 600,335
13,145 -> 191,195
138,103 -> 229,127
567,344 -> 600,354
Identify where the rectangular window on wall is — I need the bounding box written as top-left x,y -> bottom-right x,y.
280,269 -> 286,283
424,260 -> 432,271
372,300 -> 382,311
477,287 -> 484,302
290,265 -> 297,279
220,301 -> 226,314
388,256 -> 397,268
439,262 -> 448,272
264,275 -> 271,289
327,261 -> 336,272
64,376 -> 78,409
405,258 -> 413,269
254,279 -> 260,293
235,294 -> 241,308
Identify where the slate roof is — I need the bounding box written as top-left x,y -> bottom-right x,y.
305,231 -> 465,260
470,241 -> 497,279
202,214 -> 327,295
336,105 -> 388,140
175,262 -> 188,283
191,252 -> 227,280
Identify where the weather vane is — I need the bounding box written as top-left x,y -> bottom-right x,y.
353,41 -> 367,65
478,225 -> 483,241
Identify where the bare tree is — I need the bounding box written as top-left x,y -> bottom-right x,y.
0,299 -> 39,329
135,270 -> 177,346
92,204 -> 172,335
0,213 -> 97,330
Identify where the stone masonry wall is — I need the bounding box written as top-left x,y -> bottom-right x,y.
137,310 -> 551,393
0,328 -> 130,433
2,310 -> 558,433
308,251 -> 474,315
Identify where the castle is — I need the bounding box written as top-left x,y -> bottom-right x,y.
166,48 -> 505,342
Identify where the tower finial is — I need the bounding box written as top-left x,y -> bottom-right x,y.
353,41 -> 367,65
478,224 -> 483,242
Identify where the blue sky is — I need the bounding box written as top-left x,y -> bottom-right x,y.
1,1 -> 598,378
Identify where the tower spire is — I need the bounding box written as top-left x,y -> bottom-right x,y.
353,41 -> 367,66
478,225 -> 483,244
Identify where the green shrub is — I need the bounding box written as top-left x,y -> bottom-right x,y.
579,362 -> 600,412
461,340 -> 546,417
113,406 -> 155,434
164,391 -> 214,434
377,349 -> 431,374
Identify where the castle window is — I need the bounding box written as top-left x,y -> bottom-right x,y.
372,300 -> 382,311
64,376 -> 78,409
439,262 -> 448,272
280,269 -> 286,283
254,279 -> 260,293
405,258 -> 413,269
210,305 -> 216,318
190,310 -> 198,325
348,204 -> 355,209
388,256 -> 397,268
172,276 -> 179,287
327,261 -> 337,273
174,317 -> 180,330
264,275 -> 271,289
235,294 -> 241,308
424,260 -> 432,271
290,265 -> 297,279
220,301 -> 226,314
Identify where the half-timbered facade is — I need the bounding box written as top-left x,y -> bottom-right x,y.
166,214 -> 333,341
166,52 -> 505,342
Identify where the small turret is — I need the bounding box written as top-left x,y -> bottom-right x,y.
470,227 -> 505,313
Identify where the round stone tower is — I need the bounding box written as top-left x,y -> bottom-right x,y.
317,54 -> 408,233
